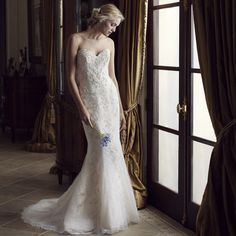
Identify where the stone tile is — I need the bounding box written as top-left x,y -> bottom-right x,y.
140,207 -> 195,236
14,168 -> 47,177
39,231 -> 71,236
13,176 -> 59,190
0,211 -> 19,226
43,184 -> 70,193
8,161 -> 56,178
38,222 -> 184,236
0,199 -> 35,213
20,189 -> 63,202
0,186 -> 36,204
115,221 -> 164,236
10,165 -> 50,178
0,171 -> 26,186
31,160 -> 56,170
0,150 -> 54,165
0,226 -> 39,236
3,217 -> 45,234
2,156 -> 53,167
0,154 -> 15,162
0,151 -> 30,160
2,156 -> 44,166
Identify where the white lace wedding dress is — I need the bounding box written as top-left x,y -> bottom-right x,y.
21,48 -> 139,235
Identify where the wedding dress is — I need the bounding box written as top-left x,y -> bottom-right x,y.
21,48 -> 139,235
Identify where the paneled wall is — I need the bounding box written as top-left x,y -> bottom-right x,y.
6,0 -> 28,62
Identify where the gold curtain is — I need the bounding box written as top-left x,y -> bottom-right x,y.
26,0 -> 56,152
118,0 -> 148,209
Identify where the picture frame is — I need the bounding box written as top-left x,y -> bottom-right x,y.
28,0 -> 42,63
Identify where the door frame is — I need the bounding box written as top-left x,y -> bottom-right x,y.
146,0 -> 202,230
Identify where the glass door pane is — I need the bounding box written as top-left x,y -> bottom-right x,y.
191,7 -> 200,69
192,141 -> 212,204
153,70 -> 179,130
152,129 -> 179,193
192,73 -> 216,141
153,7 -> 179,66
153,0 -> 179,6
158,130 -> 179,192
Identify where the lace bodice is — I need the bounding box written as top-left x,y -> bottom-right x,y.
76,48 -> 110,82
76,48 -> 119,135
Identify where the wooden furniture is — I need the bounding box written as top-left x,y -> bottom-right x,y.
2,74 -> 47,142
55,98 -> 87,184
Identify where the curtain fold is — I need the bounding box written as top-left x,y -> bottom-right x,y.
26,0 -> 56,152
193,0 -> 236,235
118,0 -> 148,209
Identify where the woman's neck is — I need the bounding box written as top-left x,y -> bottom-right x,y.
86,26 -> 104,40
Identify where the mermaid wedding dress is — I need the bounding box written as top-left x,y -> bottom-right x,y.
21,48 -> 139,235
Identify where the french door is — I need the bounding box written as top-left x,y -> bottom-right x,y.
147,0 -> 216,230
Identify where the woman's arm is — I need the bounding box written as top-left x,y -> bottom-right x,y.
66,34 -> 93,127
108,39 -> 126,131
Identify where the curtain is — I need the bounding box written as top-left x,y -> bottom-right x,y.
26,0 -> 56,152
118,0 -> 148,209
193,0 -> 236,235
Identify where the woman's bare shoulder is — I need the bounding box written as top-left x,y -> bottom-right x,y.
105,37 -> 114,45
104,37 -> 115,51
68,32 -> 84,44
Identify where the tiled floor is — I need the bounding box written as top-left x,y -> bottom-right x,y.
0,130 -> 195,236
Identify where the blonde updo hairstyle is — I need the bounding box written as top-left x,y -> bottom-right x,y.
88,4 -> 125,27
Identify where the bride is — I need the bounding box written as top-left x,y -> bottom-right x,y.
21,3 -> 139,235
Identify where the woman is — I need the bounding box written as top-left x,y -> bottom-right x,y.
21,3 -> 139,235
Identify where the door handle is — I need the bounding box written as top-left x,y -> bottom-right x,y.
177,103 -> 187,114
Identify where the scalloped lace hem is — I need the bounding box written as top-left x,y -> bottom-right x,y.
21,213 -> 138,235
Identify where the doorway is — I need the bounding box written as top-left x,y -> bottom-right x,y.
147,0 -> 216,230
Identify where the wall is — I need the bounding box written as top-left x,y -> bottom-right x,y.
6,0 -> 28,63
0,0 -> 6,75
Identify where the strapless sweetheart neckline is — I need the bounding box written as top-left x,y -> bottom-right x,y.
77,48 -> 110,57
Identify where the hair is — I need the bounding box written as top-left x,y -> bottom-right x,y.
87,4 -> 125,27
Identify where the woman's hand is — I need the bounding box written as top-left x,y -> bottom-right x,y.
79,107 -> 93,128
120,112 -> 126,131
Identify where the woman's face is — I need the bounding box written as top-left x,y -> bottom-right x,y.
99,18 -> 121,37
